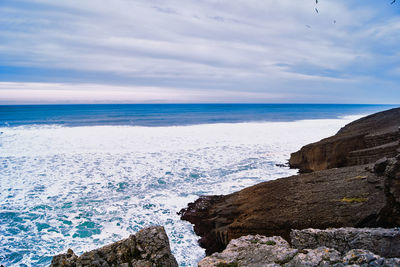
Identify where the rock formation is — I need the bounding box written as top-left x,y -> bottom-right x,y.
199,231 -> 400,267
50,226 -> 178,267
289,107 -> 400,173
291,227 -> 400,258
181,152 -> 400,256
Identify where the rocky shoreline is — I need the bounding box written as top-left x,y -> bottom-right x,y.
50,108 -> 400,266
179,107 -> 400,256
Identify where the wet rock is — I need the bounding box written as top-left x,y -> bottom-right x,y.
290,228 -> 400,258
50,226 -> 178,267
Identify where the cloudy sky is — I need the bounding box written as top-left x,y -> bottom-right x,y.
1,0 -> 399,104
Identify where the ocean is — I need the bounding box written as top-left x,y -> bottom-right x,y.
0,104 -> 396,266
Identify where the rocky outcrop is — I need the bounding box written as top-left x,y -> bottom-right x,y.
50,226 -> 178,267
291,228 -> 400,258
180,156 -> 400,255
199,233 -> 400,267
289,107 -> 400,173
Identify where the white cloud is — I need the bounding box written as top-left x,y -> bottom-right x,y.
0,82 -> 290,104
0,0 -> 399,103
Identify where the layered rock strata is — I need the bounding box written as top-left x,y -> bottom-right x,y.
289,107 -> 400,173
180,156 -> 400,255
50,226 -> 178,267
199,232 -> 400,267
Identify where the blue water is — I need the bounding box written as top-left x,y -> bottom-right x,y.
0,104 -> 397,127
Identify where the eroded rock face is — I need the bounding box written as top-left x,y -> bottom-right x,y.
290,228 -> 400,258
50,226 -> 178,267
289,107 -> 400,173
198,233 -> 400,267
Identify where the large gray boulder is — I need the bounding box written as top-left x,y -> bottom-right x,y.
290,227 -> 400,258
50,226 -> 178,267
198,235 -> 298,267
199,231 -> 400,267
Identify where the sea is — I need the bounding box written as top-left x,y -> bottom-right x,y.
0,104 -> 397,266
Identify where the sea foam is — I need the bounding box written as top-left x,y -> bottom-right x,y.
0,117 -> 361,266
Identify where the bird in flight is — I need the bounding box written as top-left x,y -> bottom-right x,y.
391,0 -> 396,4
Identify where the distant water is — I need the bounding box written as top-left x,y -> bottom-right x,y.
0,104 -> 396,127
0,104 -> 397,266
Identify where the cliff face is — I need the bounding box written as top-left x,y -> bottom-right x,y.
289,107 -> 400,173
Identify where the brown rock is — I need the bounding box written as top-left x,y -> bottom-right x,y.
180,163 -> 400,255
289,108 -> 400,173
181,108 -> 400,256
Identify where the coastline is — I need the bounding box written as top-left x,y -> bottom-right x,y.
47,107 -> 400,266
180,107 -> 400,259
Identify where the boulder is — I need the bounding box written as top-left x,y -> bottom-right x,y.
198,235 -> 297,267
50,226 -> 178,267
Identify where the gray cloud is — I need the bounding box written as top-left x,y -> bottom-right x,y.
0,0 -> 399,103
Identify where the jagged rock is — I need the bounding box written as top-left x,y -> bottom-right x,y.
374,157 -> 389,174
289,108 -> 400,173
50,226 -> 178,267
198,235 -> 298,267
290,228 -> 400,258
285,247 -> 342,267
50,249 -> 78,267
342,249 -> 400,266
199,234 -> 400,267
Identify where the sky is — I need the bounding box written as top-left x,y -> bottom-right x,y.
0,0 -> 399,104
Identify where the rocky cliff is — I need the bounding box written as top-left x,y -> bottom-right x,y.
50,226 -> 178,267
180,155 -> 400,255
289,107 -> 400,173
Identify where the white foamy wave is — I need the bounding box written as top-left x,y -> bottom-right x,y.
0,118 -> 354,266
337,114 -> 367,121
